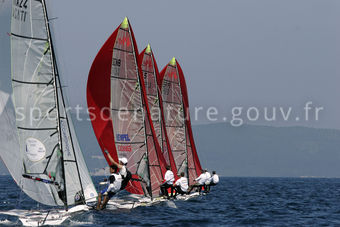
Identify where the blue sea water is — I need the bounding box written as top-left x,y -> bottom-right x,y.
1,176 -> 340,226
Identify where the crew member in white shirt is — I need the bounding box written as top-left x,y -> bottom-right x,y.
206,171 -> 219,192
174,172 -> 188,197
204,170 -> 212,192
187,169 -> 207,194
96,165 -> 122,210
105,150 -> 131,190
160,165 -> 175,199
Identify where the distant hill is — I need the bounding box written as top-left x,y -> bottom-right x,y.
1,113 -> 340,177
194,123 -> 340,177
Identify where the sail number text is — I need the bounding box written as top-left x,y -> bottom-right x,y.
13,0 -> 28,22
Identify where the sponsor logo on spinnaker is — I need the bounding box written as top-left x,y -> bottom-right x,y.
116,134 -> 130,142
118,145 -> 132,152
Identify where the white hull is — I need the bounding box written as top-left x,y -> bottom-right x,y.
106,192 -> 201,210
0,205 -> 89,226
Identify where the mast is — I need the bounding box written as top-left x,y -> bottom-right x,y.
42,0 -> 86,207
127,22 -> 153,199
172,58 -> 190,181
41,0 -> 67,209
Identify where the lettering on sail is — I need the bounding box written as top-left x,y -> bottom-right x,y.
118,145 -> 131,152
116,134 -> 131,152
162,81 -> 171,96
143,72 -> 152,89
13,0 -> 28,22
112,58 -> 121,76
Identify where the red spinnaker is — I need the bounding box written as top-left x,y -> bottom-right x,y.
159,58 -> 202,185
87,18 -> 167,197
139,45 -> 178,177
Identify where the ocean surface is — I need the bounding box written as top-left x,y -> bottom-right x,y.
1,176 -> 340,226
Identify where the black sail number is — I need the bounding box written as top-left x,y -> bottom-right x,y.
16,0 -> 28,8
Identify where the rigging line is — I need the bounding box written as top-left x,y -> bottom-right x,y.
41,0 -> 68,208
42,211 -> 50,226
50,9 -> 91,206
174,66 -> 191,183
128,125 -> 144,143
149,56 -> 166,154
43,144 -> 59,174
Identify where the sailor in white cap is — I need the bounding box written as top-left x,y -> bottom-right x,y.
104,150 -> 131,190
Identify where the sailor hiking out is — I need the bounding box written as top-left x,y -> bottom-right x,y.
187,169 -> 208,194
174,172 -> 188,198
160,165 -> 175,199
204,170 -> 212,192
96,151 -> 132,210
205,171 -> 219,192
96,165 -> 122,210
105,150 -> 132,190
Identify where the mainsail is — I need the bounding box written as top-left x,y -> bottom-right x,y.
4,0 -> 97,208
159,57 -> 202,185
87,18 -> 167,197
139,44 -> 177,176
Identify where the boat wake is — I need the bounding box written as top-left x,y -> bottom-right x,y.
0,218 -> 14,225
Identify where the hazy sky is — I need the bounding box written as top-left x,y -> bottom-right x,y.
1,0 -> 340,128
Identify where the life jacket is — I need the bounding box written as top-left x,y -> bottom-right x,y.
120,170 -> 132,190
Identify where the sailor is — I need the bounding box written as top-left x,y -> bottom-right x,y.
204,170 -> 212,192
104,150 -> 131,190
187,169 -> 207,194
96,165 -> 122,210
160,165 -> 175,199
206,171 -> 219,192
174,172 -> 188,198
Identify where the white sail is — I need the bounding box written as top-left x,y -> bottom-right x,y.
0,91 -> 21,184
7,0 -> 97,207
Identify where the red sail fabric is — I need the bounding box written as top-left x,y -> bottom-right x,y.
87,18 -> 167,197
159,59 -> 202,185
139,47 -> 178,177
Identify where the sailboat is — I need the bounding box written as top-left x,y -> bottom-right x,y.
139,44 -> 178,176
0,0 -> 97,225
159,57 -> 202,186
87,18 -> 168,205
